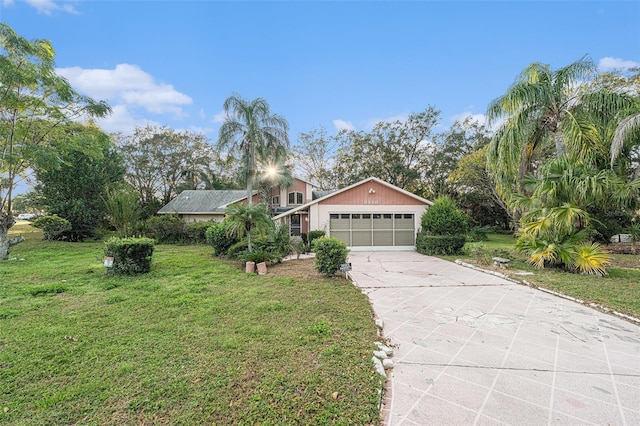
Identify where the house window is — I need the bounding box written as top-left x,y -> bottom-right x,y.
272,196 -> 280,206
288,191 -> 303,205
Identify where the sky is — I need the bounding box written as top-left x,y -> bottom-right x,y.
1,0 -> 639,145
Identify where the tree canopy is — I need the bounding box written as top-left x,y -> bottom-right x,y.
218,94 -> 290,205
0,23 -> 110,258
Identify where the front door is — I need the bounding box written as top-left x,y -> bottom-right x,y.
290,214 -> 301,236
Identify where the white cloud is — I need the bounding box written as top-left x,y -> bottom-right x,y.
21,0 -> 78,15
450,111 -> 487,126
56,64 -> 192,116
93,105 -> 160,135
332,119 -> 355,132
212,111 -> 226,123
598,57 -> 640,72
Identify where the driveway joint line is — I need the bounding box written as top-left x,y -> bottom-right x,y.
397,362 -> 640,377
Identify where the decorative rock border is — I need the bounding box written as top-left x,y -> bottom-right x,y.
455,259 -> 640,325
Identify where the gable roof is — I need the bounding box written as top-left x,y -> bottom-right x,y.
158,190 -> 250,215
272,177 -> 433,220
312,190 -> 336,200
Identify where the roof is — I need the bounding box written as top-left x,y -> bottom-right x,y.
272,177 -> 433,220
312,190 -> 336,200
157,190 -> 250,214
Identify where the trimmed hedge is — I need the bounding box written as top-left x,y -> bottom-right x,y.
313,237 -> 349,277
105,237 -> 155,275
184,221 -> 212,244
147,214 -> 184,243
416,234 -> 466,256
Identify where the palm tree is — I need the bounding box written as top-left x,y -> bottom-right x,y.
225,203 -> 272,252
218,94 -> 290,205
486,56 -> 597,187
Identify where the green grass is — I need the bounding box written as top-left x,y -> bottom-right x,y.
447,233 -> 640,319
1,226 -> 382,425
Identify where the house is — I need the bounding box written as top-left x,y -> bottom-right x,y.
273,177 -> 432,250
158,177 -> 432,250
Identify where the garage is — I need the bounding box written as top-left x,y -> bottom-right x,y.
272,177 -> 432,251
329,212 -> 415,247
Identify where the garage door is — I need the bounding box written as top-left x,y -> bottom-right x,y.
329,213 -> 415,247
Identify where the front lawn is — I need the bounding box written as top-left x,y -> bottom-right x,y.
0,227 -> 382,425
447,233 -> 640,319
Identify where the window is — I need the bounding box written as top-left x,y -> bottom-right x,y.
272,196 -> 280,206
288,191 -> 303,205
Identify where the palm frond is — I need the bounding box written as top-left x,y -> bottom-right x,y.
572,242 -> 611,276
611,112 -> 640,167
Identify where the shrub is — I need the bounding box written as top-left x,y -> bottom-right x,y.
226,239 -> 249,260
421,196 -> 469,236
269,223 -> 292,261
308,230 -> 326,251
416,234 -> 466,256
243,250 -> 274,264
184,221 -> 212,244
206,222 -> 238,256
32,215 -> 72,241
147,214 -> 185,243
313,237 -> 349,277
104,237 -> 155,275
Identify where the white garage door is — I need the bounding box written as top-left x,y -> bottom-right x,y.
329,213 -> 415,248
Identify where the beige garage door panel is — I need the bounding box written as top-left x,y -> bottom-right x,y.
329,213 -> 415,247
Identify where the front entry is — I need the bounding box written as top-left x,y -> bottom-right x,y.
290,214 -> 301,236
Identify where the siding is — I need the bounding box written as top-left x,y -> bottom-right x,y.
323,181 -> 424,206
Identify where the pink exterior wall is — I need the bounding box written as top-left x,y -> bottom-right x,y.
323,181 -> 424,206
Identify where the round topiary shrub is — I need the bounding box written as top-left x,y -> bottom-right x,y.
313,237 -> 349,277
417,196 -> 469,255
32,215 -> 72,241
421,196 -> 469,236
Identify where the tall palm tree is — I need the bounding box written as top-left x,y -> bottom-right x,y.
486,56 -> 597,186
217,94 -> 290,205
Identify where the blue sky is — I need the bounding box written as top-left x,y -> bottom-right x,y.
1,0 -> 639,143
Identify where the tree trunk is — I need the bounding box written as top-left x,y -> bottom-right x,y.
0,212 -> 16,260
554,132 -> 567,157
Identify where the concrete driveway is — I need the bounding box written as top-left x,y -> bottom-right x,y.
348,251 -> 640,426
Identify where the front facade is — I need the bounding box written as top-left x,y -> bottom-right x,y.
274,177 -> 432,251
158,177 -> 432,250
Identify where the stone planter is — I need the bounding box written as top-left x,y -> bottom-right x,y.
245,261 -> 255,273
256,262 -> 267,275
